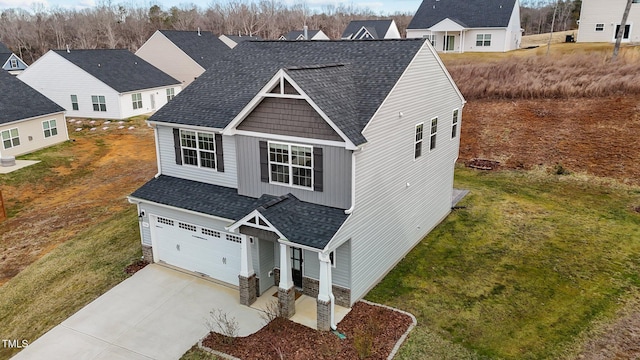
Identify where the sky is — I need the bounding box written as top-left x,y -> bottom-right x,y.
0,0 -> 423,15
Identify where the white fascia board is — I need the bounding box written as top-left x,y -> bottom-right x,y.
223,69 -> 359,150
127,195 -> 236,224
277,238 -> 323,253
0,110 -> 66,128
146,120 -> 223,133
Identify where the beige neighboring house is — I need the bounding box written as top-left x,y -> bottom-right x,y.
219,34 -> 262,49
577,0 -> 640,43
136,30 -> 231,87
0,70 -> 67,158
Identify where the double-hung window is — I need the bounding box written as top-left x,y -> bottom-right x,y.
166,88 -> 175,101
91,95 -> 107,112
423,34 -> 436,47
132,93 -> 143,110
70,95 -> 79,111
43,119 -> 58,138
2,128 -> 20,149
180,130 -> 216,169
451,109 -> 459,139
268,142 -> 313,189
476,34 -> 492,47
430,117 -> 438,151
414,123 -> 424,159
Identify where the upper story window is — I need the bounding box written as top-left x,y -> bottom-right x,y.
166,88 -> 175,101
452,109 -> 459,139
595,23 -> 605,32
414,123 -> 424,159
430,117 -> 438,151
70,95 -> 79,111
476,34 -> 492,47
180,130 -> 216,169
9,59 -> 18,68
91,95 -> 107,112
43,119 -> 58,138
132,93 -> 143,110
269,141 -> 313,189
2,128 -> 20,149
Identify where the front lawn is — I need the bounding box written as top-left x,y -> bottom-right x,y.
367,166 -> 640,359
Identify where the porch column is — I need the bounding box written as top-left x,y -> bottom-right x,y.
460,31 -> 463,53
239,235 -> 257,306
445,31 -> 448,53
317,252 -> 334,331
278,242 -> 296,318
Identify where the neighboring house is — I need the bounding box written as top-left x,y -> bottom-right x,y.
18,49 -> 181,120
0,70 -> 67,158
341,20 -> 401,39
219,34 -> 262,49
279,29 -> 330,40
128,39 -> 465,331
0,42 -> 28,75
406,0 -> 522,53
577,0 -> 640,43
136,30 -> 231,86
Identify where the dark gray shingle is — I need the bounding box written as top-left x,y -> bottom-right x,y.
0,42 -> 11,54
408,0 -> 518,29
53,49 -> 180,93
0,70 -> 64,125
341,20 -> 394,39
223,35 -> 262,44
160,30 -> 230,68
282,30 -> 322,40
149,39 -> 426,146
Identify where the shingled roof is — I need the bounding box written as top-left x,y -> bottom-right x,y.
0,42 -> 11,54
53,49 -> 180,93
130,176 -> 348,249
149,39 -> 426,146
281,30 -> 323,40
159,30 -> 230,68
408,0 -> 518,29
341,20 -> 394,39
223,35 -> 261,43
0,70 -> 64,125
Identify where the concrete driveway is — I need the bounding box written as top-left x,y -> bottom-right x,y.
11,264 -> 265,360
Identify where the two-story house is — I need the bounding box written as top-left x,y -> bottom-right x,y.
577,0 -> 640,43
128,39 -> 465,331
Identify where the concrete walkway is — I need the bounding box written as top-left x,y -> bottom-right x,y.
11,265 -> 265,360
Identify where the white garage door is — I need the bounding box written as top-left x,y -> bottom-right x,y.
151,215 -> 241,286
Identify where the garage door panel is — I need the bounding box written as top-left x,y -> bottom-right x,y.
151,216 -> 241,286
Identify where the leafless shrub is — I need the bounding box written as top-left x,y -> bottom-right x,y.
205,308 -> 239,345
259,299 -> 281,325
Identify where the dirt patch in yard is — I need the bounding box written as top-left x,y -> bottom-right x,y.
0,121 -> 157,285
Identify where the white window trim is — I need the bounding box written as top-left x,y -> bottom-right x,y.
180,129 -> 217,170
132,93 -> 143,110
70,94 -> 79,111
42,119 -> 58,138
268,140 -> 314,191
476,33 -> 492,47
430,117 -> 438,152
451,109 -> 459,140
414,122 -> 424,160
166,88 -> 175,101
9,58 -> 18,68
595,23 -> 605,32
2,127 -> 20,149
91,95 -> 107,112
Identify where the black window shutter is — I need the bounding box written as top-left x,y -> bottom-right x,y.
313,147 -> 323,192
259,141 -> 269,183
215,134 -> 224,172
173,128 -> 182,165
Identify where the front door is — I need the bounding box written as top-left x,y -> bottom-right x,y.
444,35 -> 455,52
150,94 -> 156,110
291,247 -> 303,288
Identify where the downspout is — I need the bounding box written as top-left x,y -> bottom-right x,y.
329,264 -> 337,330
344,149 -> 358,215
150,122 -> 161,178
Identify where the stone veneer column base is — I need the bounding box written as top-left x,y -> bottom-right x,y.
239,274 -> 257,306
316,299 -> 332,331
278,287 -> 296,318
141,245 -> 154,263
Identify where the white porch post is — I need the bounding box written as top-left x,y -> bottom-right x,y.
445,31 -> 448,53
239,235 -> 254,277
318,252 -> 332,302
279,243 -> 293,290
460,31 -> 463,53
317,252 -> 335,331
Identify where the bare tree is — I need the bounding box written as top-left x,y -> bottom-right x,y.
613,0 -> 633,61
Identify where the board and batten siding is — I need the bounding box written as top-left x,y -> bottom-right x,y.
18,51 -> 122,120
157,125 -> 238,188
333,41 -> 464,304
301,241 -> 351,288
235,135 -> 352,209
0,112 -> 68,157
135,31 -> 205,87
138,202 -> 234,246
577,0 -> 640,43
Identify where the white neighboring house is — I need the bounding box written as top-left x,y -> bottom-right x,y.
219,34 -> 262,49
279,29 -> 330,40
18,49 -> 181,120
577,0 -> 640,43
406,0 -> 522,53
0,70 -> 67,158
341,20 -> 401,39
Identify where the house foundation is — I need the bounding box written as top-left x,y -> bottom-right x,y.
141,245 -> 154,263
239,274 -> 257,306
316,299 -> 332,331
278,287 -> 296,318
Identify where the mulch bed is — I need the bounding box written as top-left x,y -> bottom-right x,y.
202,302 -> 413,360
124,259 -> 149,275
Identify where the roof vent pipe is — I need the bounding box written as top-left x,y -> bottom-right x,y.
197,27 -> 201,36
66,45 -> 70,53
303,25 -> 308,40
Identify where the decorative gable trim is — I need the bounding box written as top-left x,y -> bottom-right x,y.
354,26 -> 375,39
223,69 -> 358,150
227,210 -> 286,239
2,53 -> 27,70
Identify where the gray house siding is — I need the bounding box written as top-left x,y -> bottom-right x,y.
257,238 -> 277,294
235,135 -> 352,209
237,97 -> 343,142
157,125 -> 238,188
2,54 -> 28,71
333,42 -> 464,304
302,241 -> 351,288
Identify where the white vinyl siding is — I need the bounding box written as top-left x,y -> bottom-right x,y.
578,0 -> 640,43
42,119 -> 58,138
333,41 -> 464,304
301,241 -> 351,288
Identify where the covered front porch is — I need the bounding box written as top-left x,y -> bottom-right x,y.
428,18 -> 468,53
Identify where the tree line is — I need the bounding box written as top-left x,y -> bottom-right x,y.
0,0 -> 580,64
